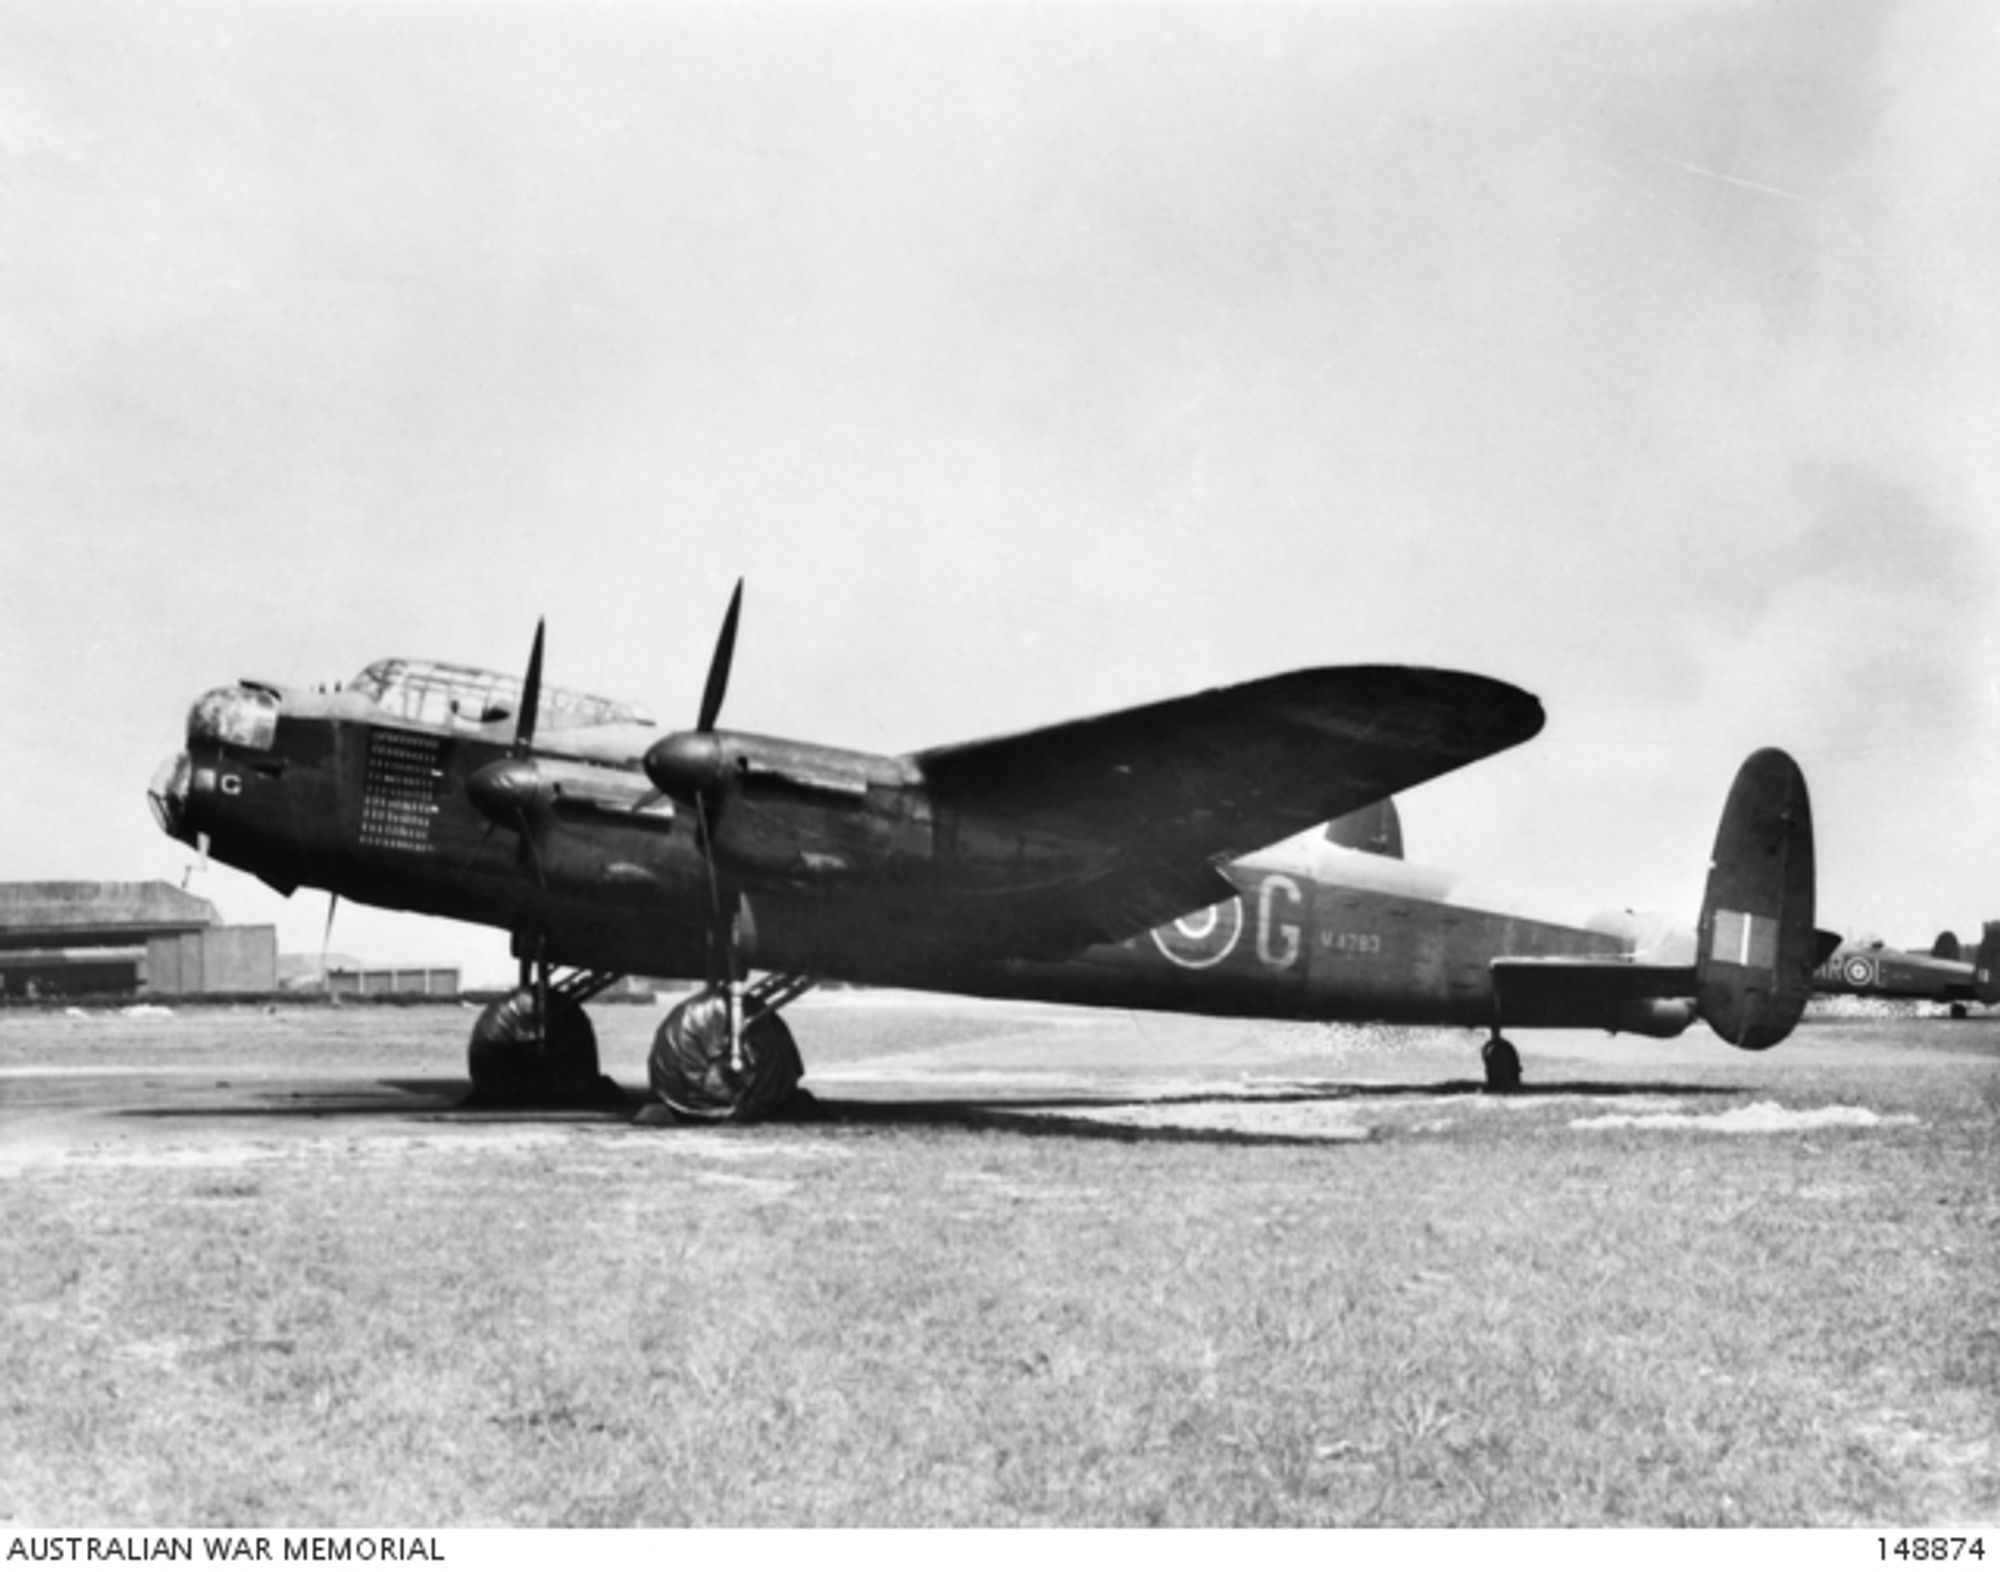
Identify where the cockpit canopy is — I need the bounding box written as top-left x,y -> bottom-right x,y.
346,659 -> 654,734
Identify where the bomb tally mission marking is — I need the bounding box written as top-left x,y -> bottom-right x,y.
150,583 -> 1825,1116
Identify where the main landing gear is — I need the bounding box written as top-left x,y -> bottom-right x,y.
1481,1032 -> 1522,1095
648,972 -> 817,1122
465,965 -> 628,1108
463,962 -> 820,1122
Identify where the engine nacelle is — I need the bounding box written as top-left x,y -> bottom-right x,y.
644,728 -> 936,886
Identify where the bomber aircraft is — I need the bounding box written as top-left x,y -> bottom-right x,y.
1813,926 -> 2000,1016
148,586 -> 1819,1119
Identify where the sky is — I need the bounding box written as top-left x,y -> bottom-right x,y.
3,0 -> 1996,986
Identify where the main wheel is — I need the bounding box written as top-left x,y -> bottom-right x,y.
649,991 -> 805,1122
466,988 -> 603,1106
1481,1035 -> 1522,1094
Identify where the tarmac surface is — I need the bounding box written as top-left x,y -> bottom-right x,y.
3,992 -> 1993,1163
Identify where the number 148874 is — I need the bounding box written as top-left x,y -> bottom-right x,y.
1881,1541 -> 1984,1561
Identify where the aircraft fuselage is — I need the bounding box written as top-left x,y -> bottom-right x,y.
981,856 -> 1693,1035
1813,941 -> 1976,1005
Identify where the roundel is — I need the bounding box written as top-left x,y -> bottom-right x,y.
1151,898 -> 1245,970
1842,954 -> 1876,988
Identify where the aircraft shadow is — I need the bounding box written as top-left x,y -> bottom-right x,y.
789,1079 -> 1742,1146
947,1078 -> 1740,1105
113,1078 -> 628,1124
112,1075 -> 1746,1148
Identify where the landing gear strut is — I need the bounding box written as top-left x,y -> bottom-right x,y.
1481,1033 -> 1522,1095
648,972 -> 817,1122
465,966 -> 626,1108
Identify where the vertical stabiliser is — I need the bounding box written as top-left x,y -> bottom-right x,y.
1324,797 -> 1404,858
1974,922 -> 2000,1006
1696,748 -> 1816,1049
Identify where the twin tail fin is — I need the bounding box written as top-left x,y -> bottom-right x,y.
1695,748 -> 1816,1049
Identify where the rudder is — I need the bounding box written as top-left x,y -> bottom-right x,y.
1696,748 -> 1816,1049
1975,921 -> 2000,1007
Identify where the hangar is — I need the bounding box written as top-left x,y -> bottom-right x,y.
0,882 -> 277,999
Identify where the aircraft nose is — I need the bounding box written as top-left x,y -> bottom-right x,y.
148,751 -> 192,842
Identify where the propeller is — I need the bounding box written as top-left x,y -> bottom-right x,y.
643,578 -> 741,807
465,619 -> 551,887
641,581 -> 749,1053
696,583 -> 744,987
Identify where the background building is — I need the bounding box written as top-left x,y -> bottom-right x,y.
0,881 -> 277,998
324,963 -> 462,998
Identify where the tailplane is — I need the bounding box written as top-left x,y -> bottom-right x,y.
1695,748 -> 1816,1049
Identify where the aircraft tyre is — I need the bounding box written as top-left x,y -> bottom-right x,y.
466,989 -> 610,1107
1481,1035 -> 1522,1094
649,990 -> 807,1123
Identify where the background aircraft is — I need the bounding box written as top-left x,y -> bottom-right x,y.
149,592 -> 1819,1118
1813,926 -> 2000,1016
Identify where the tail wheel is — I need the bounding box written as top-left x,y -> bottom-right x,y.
649,990 -> 805,1122
467,988 -> 602,1106
1481,1035 -> 1522,1094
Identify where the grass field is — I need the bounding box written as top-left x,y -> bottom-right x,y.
2,1001 -> 1996,1526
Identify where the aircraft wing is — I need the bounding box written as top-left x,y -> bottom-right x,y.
913,666 -> 1543,954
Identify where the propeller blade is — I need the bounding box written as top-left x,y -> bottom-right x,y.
514,806 -> 546,889
516,619 -> 546,757
695,579 -> 744,733
695,795 -> 737,988
453,821 -> 499,887
452,810 -> 543,892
